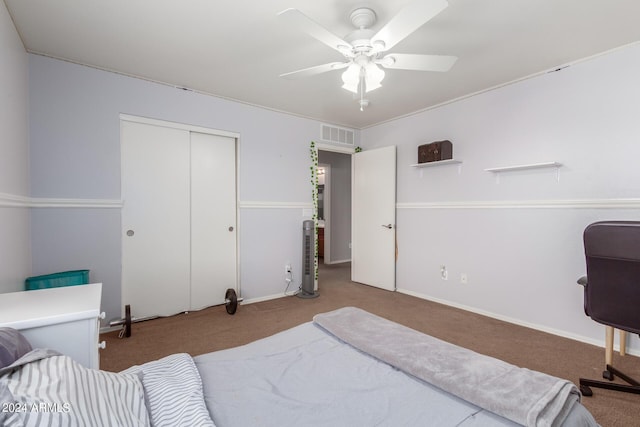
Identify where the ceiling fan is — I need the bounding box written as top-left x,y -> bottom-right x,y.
278,0 -> 457,110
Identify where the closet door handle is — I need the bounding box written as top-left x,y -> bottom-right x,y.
126,230 -> 135,237
381,224 -> 393,229
228,226 -> 234,232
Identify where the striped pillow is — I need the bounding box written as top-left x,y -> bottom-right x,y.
1,353 -> 149,427
122,353 -> 215,427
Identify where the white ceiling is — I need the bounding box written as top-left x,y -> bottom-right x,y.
5,0 -> 640,129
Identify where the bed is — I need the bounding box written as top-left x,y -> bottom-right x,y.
1,307 -> 598,427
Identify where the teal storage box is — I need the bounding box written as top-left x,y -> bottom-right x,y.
25,270 -> 90,291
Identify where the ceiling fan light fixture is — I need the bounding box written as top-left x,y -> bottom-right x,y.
278,1 -> 455,111
342,82 -> 359,94
363,62 -> 385,92
341,63 -> 361,93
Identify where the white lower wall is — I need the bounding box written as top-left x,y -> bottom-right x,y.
30,208 -> 122,319
363,43 -> 640,354
0,208 -> 31,293
239,205 -> 313,300
396,203 -> 640,353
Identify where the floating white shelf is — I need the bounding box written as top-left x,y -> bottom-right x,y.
410,159 -> 462,168
485,162 -> 562,183
411,159 -> 462,177
484,161 -> 562,173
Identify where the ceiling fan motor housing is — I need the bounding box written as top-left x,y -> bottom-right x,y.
346,8 -> 380,55
349,8 -> 376,28
345,30 -> 376,54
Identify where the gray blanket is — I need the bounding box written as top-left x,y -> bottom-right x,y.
313,307 -> 581,427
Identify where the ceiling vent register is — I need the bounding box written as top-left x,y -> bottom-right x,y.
321,124 -> 355,145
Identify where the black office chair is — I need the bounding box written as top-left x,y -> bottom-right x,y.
577,221 -> 640,396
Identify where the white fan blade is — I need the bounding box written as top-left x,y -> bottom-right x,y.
379,54 -> 457,72
280,62 -> 349,79
278,8 -> 353,55
372,0 -> 448,52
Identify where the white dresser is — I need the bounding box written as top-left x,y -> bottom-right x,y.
0,283 -> 104,369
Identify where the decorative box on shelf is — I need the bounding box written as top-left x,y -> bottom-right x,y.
418,140 -> 453,163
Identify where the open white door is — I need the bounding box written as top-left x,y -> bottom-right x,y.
351,145 -> 396,290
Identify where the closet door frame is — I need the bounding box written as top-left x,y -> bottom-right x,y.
120,114 -> 240,318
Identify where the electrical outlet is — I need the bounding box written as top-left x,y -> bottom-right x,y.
440,265 -> 448,280
460,273 -> 468,284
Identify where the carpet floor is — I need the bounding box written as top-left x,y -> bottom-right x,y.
100,262 -> 640,426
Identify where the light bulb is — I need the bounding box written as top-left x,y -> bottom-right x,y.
364,63 -> 384,93
341,64 -> 361,94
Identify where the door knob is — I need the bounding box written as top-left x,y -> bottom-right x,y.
126,230 -> 135,236
228,226 -> 234,232
381,224 -> 393,229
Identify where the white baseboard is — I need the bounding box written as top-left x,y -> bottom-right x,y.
396,287 -> 640,357
240,292 -> 293,305
323,258 -> 351,265
99,325 -> 123,334
97,293 -> 294,334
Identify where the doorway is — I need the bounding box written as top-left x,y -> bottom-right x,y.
313,143 -> 397,292
317,149 -> 352,278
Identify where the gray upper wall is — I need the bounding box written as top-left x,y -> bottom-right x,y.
0,2 -> 29,196
0,2 -> 30,293
27,55 -> 335,201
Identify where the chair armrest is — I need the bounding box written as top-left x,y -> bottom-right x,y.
577,276 -> 588,286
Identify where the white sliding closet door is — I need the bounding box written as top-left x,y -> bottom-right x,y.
121,121 -> 191,318
121,120 -> 237,319
190,132 -> 237,310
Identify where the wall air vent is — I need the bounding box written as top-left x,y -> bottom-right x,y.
321,124 -> 355,145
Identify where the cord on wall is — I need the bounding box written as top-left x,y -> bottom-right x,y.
284,268 -> 300,296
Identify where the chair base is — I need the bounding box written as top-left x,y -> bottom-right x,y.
579,364 -> 640,396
